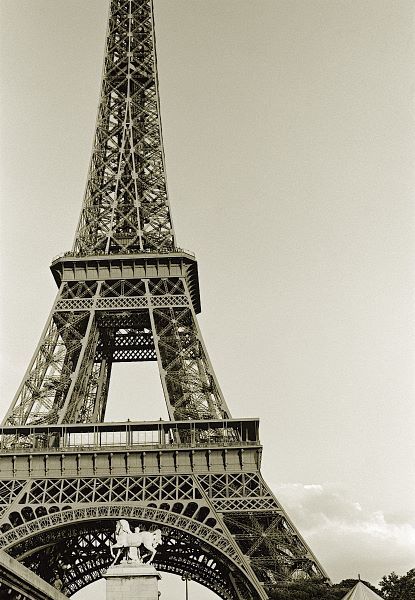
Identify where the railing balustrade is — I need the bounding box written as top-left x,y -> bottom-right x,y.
0,419 -> 259,453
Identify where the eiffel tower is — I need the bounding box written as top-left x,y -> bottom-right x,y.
0,1 -> 329,598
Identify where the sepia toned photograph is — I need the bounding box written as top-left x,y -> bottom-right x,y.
0,1 -> 414,599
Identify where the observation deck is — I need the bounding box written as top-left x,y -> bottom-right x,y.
50,249 -> 201,313
0,419 -> 262,479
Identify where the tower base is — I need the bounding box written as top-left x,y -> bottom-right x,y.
104,562 -> 161,600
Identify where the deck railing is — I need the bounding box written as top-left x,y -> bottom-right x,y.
0,419 -> 260,453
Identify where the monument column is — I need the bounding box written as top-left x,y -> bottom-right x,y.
105,563 -> 161,600
105,520 -> 162,600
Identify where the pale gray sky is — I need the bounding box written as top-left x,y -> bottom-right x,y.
0,1 -> 414,597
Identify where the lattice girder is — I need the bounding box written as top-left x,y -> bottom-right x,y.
74,0 -> 174,254
3,271 -> 229,426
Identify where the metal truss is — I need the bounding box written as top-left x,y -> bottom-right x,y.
0,470 -> 325,598
73,0 -> 174,254
0,0 -> 329,597
0,423 -> 329,595
3,274 -> 230,426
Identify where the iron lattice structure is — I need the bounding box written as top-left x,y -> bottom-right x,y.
0,1 -> 329,598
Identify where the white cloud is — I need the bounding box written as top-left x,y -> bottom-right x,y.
273,482 -> 415,586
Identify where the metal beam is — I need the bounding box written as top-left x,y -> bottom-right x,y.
0,550 -> 69,600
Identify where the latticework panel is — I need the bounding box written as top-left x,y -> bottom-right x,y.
19,476 -> 201,505
196,471 -> 327,583
60,281 -> 98,299
94,310 -> 156,362
2,309 -> 90,426
223,511 -> 320,584
152,305 -> 230,420
198,472 -> 270,500
0,481 -> 27,522
73,0 -> 175,255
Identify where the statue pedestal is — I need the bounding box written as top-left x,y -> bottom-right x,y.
104,562 -> 161,600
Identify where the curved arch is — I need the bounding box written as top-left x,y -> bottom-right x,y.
0,505 -> 242,567
0,505 -> 265,600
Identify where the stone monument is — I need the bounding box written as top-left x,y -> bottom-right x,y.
104,520 -> 162,600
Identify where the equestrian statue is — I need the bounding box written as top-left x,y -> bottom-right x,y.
110,519 -> 162,565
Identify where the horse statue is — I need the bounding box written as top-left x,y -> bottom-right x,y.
110,519 -> 162,565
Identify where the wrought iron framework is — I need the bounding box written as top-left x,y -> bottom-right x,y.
0,0 -> 329,597
74,0 -> 174,254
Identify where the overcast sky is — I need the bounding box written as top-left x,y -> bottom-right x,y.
0,1 -> 414,598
